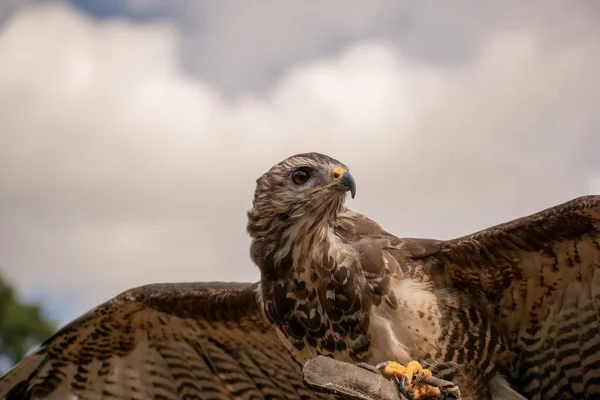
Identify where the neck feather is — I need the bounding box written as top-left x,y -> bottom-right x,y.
247,196 -> 344,279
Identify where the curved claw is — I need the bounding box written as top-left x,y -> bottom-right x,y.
394,375 -> 415,400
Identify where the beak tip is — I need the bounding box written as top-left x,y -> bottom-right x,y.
338,171 -> 356,200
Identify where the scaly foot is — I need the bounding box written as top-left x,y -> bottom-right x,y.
376,360 -> 441,399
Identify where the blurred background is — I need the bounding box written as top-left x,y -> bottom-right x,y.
0,0 -> 599,371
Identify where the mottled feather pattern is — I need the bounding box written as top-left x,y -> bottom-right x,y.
337,212 -> 513,389
410,195 -> 600,399
343,225 -> 513,398
0,282 -> 333,400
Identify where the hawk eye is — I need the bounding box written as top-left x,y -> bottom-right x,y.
292,168 -> 311,185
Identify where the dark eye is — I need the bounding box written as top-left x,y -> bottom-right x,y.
292,168 -> 311,185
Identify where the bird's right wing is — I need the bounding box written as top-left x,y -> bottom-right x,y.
0,281 -> 333,400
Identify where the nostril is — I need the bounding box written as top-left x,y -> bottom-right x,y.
331,166 -> 346,180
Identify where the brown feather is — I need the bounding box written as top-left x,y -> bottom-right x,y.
0,282 -> 334,400
405,195 -> 600,399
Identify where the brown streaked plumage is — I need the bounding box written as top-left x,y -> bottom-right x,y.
1,151 -> 600,400
0,282 -> 335,400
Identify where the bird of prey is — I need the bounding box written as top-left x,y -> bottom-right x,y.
1,152 -> 600,400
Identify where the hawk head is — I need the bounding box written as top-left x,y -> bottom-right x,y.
247,152 -> 356,264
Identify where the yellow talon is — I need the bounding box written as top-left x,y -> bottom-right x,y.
378,360 -> 441,399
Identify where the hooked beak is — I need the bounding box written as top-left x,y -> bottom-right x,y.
306,166 -> 356,199
333,168 -> 356,199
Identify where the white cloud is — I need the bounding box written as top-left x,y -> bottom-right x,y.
0,3 -> 598,324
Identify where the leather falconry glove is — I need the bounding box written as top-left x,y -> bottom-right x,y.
302,356 -> 461,400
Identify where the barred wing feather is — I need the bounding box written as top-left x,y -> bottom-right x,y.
0,281 -> 332,400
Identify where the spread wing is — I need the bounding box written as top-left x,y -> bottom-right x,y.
0,281 -> 334,400
408,195 -> 600,398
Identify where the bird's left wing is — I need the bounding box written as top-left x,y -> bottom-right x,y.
0,281 -> 334,400
404,195 -> 600,398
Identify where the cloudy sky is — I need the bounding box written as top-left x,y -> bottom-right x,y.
0,0 -> 599,329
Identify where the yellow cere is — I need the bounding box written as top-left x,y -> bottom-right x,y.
331,166 -> 347,180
